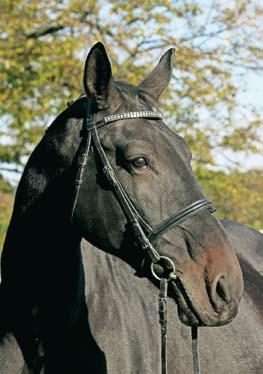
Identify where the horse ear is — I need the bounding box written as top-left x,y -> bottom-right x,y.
83,42 -> 120,110
139,48 -> 175,102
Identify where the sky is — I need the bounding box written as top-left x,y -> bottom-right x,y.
216,70 -> 263,171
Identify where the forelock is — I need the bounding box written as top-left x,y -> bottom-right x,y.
116,81 -> 157,112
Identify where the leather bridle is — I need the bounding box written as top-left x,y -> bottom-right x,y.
71,99 -> 216,374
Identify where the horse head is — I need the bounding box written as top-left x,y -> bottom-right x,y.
58,42 -> 243,327
2,43 -> 243,332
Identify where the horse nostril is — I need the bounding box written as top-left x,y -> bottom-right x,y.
216,277 -> 231,303
210,274 -> 231,311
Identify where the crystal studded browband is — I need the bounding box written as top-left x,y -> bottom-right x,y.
103,111 -> 164,124
71,95 -> 164,125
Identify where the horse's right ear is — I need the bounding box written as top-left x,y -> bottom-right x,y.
139,48 -> 175,102
83,42 -> 121,110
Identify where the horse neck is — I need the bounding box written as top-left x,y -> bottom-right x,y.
1,176 -> 84,312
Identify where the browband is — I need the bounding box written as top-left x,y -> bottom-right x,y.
104,111 -> 164,124
83,110 -> 164,132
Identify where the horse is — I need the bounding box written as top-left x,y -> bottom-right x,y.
1,222 -> 262,373
0,42 -> 244,373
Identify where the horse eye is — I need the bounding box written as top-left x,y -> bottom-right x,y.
130,156 -> 149,169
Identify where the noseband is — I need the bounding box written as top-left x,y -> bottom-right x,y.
71,99 -> 216,374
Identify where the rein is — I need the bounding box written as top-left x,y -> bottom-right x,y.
71,99 -> 215,374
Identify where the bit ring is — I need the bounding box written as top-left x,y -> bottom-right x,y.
151,256 -> 177,281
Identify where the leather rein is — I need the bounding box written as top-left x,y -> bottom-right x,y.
71,99 -> 216,374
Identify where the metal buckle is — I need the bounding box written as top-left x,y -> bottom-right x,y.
151,256 -> 177,281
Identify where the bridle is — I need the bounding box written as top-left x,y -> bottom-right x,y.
71,99 -> 216,374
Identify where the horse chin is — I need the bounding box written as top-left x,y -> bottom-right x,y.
170,280 -> 201,326
170,280 -> 237,327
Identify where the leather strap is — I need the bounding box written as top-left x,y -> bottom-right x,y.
159,279 -> 168,374
70,102 -> 92,221
91,125 -> 160,263
192,327 -> 201,374
149,199 -> 216,241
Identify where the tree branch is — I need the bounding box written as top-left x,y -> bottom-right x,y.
199,0 -> 215,34
181,26 -> 231,45
0,167 -> 21,174
26,25 -> 66,39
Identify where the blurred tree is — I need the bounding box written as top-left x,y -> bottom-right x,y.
198,168 -> 263,230
0,177 -> 13,251
0,0 -> 262,245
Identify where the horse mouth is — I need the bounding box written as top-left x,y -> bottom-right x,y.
170,279 -> 201,326
170,279 -> 236,327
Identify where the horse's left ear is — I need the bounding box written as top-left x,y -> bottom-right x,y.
139,48 -> 175,102
83,42 -> 121,110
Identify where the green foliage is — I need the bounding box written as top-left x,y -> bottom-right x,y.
0,0 -> 262,244
0,191 -> 13,252
0,177 -> 13,252
197,168 -> 263,230
0,175 -> 14,193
